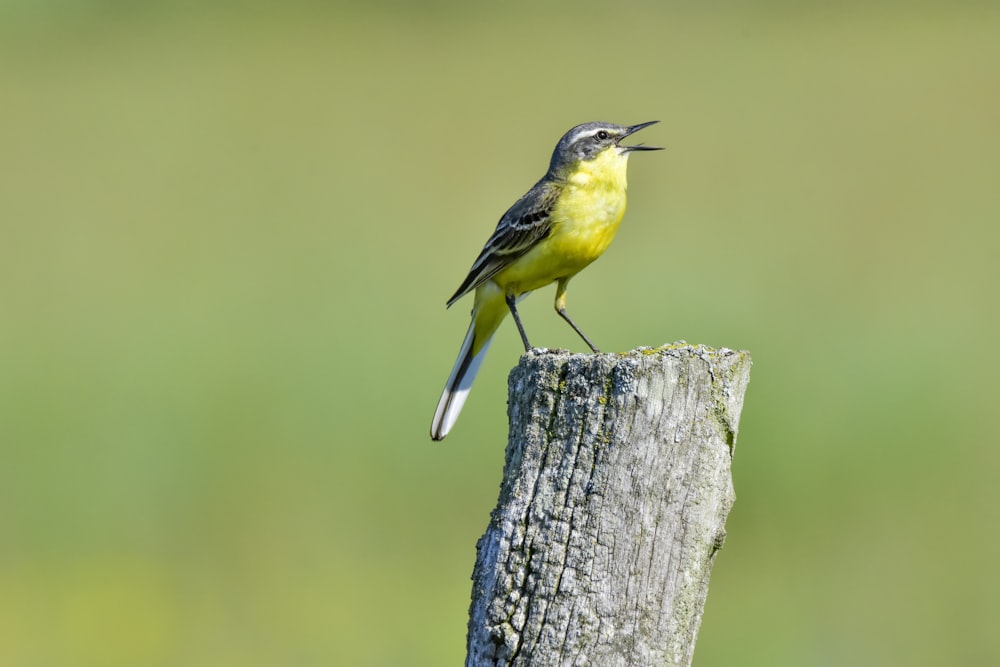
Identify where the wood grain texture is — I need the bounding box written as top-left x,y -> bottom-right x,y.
466,344 -> 751,667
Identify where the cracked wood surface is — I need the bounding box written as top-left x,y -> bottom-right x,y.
466,344 -> 752,667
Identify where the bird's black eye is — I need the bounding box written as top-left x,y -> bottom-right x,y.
596,130 -> 610,141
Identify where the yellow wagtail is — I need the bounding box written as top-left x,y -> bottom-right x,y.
430,121 -> 662,440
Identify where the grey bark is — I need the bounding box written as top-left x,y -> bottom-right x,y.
466,343 -> 752,667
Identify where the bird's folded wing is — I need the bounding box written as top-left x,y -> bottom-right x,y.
446,182 -> 559,307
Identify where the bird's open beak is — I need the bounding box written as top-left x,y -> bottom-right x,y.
619,120 -> 663,152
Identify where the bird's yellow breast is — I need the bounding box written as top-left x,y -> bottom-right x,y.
491,148 -> 631,294
554,147 -> 630,260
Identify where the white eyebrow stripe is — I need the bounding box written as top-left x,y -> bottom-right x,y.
567,127 -> 603,143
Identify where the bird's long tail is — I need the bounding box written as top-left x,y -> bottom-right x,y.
430,321 -> 494,441
431,285 -> 509,441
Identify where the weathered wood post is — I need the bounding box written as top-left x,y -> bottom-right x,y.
466,343 -> 752,667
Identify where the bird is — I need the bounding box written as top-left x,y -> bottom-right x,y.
430,121 -> 662,441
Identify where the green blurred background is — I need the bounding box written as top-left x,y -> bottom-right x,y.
2,1 -> 998,665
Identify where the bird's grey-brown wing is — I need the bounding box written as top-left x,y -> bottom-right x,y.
446,180 -> 560,307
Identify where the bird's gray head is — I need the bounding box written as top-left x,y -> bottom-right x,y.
547,121 -> 662,175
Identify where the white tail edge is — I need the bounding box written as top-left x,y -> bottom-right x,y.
430,323 -> 494,441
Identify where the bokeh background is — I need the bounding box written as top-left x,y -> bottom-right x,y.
2,1 -> 998,665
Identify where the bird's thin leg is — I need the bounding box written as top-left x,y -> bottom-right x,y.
505,293 -> 533,352
555,278 -> 600,353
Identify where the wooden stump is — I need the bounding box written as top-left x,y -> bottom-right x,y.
466,344 -> 752,667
